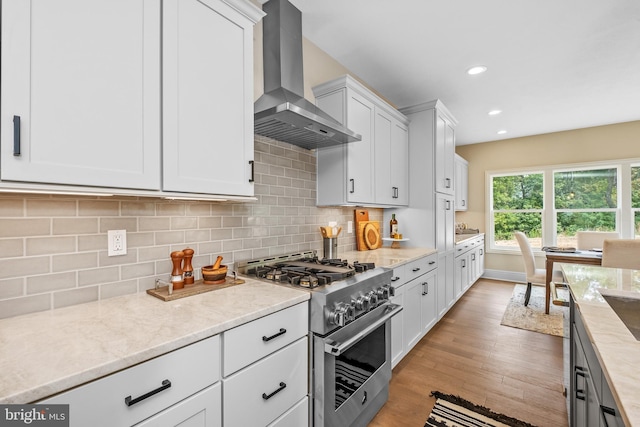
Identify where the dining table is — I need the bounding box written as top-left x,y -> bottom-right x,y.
544,249 -> 602,314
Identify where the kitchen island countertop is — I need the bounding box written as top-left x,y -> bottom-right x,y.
563,263 -> 640,426
0,278 -> 309,404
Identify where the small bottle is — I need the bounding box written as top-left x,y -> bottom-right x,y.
390,214 -> 398,238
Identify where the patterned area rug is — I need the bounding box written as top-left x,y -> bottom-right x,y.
425,391 -> 537,427
500,284 -> 568,337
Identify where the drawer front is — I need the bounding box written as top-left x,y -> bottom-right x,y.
223,337 -> 308,427
41,335 -> 220,427
267,396 -> 308,427
135,382 -> 221,427
405,254 -> 437,281
223,302 -> 308,376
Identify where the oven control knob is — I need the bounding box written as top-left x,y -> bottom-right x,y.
368,291 -> 378,307
344,305 -> 355,323
376,287 -> 389,301
355,296 -> 370,312
330,304 -> 355,327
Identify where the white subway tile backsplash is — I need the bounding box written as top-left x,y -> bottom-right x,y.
0,137 -> 380,318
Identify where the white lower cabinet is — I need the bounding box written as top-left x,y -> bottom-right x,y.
40,336 -> 221,427
38,302 -> 311,427
390,254 -> 437,367
454,234 -> 485,298
222,302 -> 309,427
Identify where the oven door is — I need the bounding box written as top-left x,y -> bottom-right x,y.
313,303 -> 402,427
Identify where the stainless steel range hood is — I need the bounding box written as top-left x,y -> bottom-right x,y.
254,0 -> 361,150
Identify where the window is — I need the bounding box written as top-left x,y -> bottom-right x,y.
491,172 -> 544,249
487,159 -> 640,252
632,165 -> 640,238
554,167 -> 618,247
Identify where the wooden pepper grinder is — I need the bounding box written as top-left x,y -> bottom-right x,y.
170,251 -> 185,289
182,248 -> 194,285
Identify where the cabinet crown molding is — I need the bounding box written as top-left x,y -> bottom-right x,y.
400,99 -> 458,126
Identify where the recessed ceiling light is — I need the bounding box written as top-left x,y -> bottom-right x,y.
467,65 -> 487,75
497,130 -> 507,135
488,110 -> 502,116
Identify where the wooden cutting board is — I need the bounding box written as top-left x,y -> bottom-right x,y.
354,209 -> 370,250
356,220 -> 382,251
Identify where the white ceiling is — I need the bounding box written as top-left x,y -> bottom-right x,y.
288,0 -> 640,145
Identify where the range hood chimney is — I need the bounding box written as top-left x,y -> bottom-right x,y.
254,0 -> 361,149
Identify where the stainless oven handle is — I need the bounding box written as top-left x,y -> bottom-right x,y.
324,303 -> 402,356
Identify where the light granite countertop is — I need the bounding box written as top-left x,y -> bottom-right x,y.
0,279 -> 309,404
562,263 -> 640,426
339,246 -> 437,268
0,246 -> 437,405
455,232 -> 484,245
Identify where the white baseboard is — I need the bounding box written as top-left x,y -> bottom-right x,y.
481,269 -> 526,283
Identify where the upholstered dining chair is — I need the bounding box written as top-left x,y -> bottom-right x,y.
514,232 -> 564,306
576,231 -> 620,250
601,239 -> 640,269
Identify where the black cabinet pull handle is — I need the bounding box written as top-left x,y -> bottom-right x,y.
600,405 -> 615,427
125,379 -> 171,407
575,368 -> 586,401
349,179 -> 355,193
412,267 -> 420,272
262,328 -> 286,342
248,160 -> 255,182
13,115 -> 21,156
428,261 -> 435,265
262,382 -> 286,400
445,177 -> 451,188
391,276 -> 400,282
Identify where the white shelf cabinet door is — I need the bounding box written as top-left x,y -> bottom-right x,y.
390,120 -> 409,206
403,276 -> 424,352
454,154 -> 468,211
162,0 -> 257,196
420,270 -> 438,335
434,113 -> 455,195
435,192 -> 455,252
374,108 -> 409,206
374,108 -> 393,205
315,88 -> 375,205
1,0 -> 161,190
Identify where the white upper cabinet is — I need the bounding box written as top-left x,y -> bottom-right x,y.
1,0 -> 162,190
0,0 -> 263,199
455,153 -> 469,211
434,109 -> 456,195
162,0 -> 257,196
314,75 -> 409,207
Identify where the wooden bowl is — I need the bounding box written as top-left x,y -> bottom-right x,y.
201,265 -> 228,284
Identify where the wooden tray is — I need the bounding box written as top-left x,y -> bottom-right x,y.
147,277 -> 245,302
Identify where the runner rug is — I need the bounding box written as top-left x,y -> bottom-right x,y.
499,283 -> 568,337
425,391 -> 537,427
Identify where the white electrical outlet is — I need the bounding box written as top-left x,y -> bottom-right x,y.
108,230 -> 127,256
347,221 -> 353,234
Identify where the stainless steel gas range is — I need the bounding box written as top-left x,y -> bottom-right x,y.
238,251 -> 402,427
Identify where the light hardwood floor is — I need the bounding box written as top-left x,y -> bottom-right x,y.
369,279 -> 569,426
